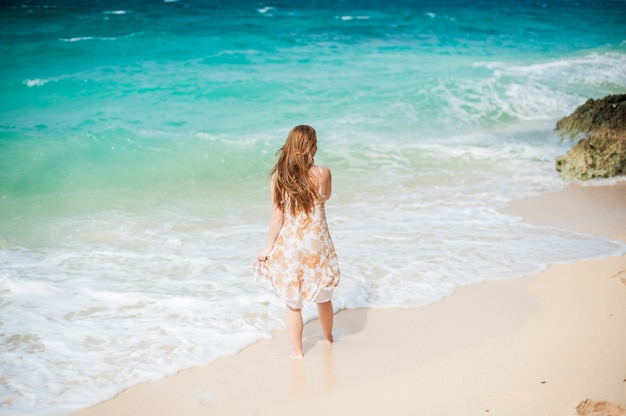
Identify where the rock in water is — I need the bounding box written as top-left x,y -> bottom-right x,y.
556,128 -> 626,180
555,94 -> 626,180
556,94 -> 626,137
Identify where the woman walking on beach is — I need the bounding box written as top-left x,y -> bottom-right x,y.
254,125 -> 340,359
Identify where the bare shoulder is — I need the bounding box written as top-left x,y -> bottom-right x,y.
317,165 -> 330,174
316,165 -> 331,180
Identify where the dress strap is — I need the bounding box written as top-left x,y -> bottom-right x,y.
316,166 -> 324,196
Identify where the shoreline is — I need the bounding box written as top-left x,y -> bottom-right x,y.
74,181 -> 626,416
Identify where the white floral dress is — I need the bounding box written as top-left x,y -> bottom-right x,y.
253,167 -> 340,308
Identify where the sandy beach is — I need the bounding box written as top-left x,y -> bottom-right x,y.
75,181 -> 626,416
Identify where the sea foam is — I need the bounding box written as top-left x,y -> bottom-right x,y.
24,79 -> 48,87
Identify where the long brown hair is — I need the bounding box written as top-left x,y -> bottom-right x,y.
271,125 -> 318,216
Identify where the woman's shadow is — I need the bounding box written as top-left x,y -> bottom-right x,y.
302,307 -> 369,353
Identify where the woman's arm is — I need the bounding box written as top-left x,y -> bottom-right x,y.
257,175 -> 284,261
320,166 -> 332,200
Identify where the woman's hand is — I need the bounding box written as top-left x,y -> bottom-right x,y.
257,246 -> 273,261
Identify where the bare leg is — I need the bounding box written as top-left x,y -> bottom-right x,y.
285,306 -> 303,358
317,300 -> 334,344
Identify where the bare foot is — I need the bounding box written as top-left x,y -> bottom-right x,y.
290,353 -> 303,359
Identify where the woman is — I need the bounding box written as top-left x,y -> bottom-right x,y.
254,125 -> 340,359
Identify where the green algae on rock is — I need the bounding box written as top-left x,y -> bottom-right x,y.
555,94 -> 626,180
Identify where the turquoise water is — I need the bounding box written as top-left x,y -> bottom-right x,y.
1,1 -> 626,414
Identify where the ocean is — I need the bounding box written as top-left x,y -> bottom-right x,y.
1,0 -> 625,414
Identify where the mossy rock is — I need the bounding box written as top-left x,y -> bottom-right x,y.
556,128 -> 626,180
555,94 -> 626,180
556,94 -> 626,138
